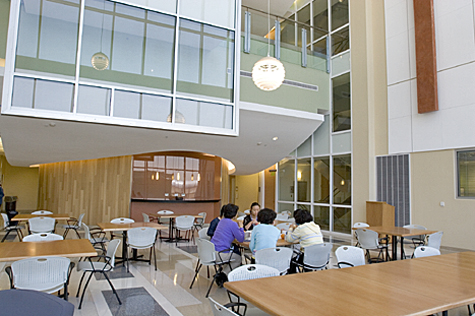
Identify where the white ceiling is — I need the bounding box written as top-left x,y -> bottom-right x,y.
0,102 -> 323,175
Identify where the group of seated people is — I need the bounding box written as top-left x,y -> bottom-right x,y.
206,202 -> 323,273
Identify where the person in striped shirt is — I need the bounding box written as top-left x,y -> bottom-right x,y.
285,209 -> 323,272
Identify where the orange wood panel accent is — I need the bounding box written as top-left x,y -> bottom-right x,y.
264,165 -> 276,209
413,0 -> 438,113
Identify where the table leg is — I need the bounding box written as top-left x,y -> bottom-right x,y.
391,234 -> 397,261
442,311 -> 448,316
400,237 -> 405,260
122,231 -> 127,266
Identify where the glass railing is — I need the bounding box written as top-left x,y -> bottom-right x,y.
241,6 -> 328,73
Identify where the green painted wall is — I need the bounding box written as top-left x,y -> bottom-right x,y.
240,52 -> 329,113
0,0 -> 10,60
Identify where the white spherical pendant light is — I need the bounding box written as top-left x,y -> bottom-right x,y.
91,52 -> 109,71
252,56 -> 285,91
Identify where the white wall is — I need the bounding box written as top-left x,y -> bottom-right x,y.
385,0 -> 475,154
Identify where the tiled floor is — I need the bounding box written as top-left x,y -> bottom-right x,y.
0,228 -> 471,316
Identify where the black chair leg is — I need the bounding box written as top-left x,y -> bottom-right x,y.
1,230 -> 11,242
74,228 -> 82,239
63,228 -> 70,239
153,245 -> 157,271
205,266 -> 219,298
189,261 -> 202,289
76,271 -> 86,297
78,272 -> 94,309
103,272 -> 121,305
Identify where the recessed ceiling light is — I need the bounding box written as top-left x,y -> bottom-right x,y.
257,142 -> 262,146
272,136 -> 279,141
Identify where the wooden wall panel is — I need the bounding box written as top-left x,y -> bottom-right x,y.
38,156 -> 132,225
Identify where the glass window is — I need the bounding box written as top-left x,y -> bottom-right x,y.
11,77 -> 74,112
312,0 -> 328,39
313,115 -> 330,155
281,19 -> 296,48
332,131 -> 351,153
312,37 -> 327,57
314,157 -> 330,203
175,98 -> 233,129
179,0 -> 235,29
278,159 -> 295,201
15,0 -> 80,79
458,151 -> 475,197
297,137 -> 312,157
297,3 -> 311,25
333,207 -> 351,233
332,72 -> 351,132
119,0 -> 177,14
331,26 -> 349,55
113,90 -> 172,122
331,0 -> 349,31
333,154 -> 351,205
80,0 -> 176,93
278,202 -> 295,215
177,19 -> 235,103
314,205 -> 329,231
297,158 -> 311,202
332,51 -> 351,76
76,85 -> 111,116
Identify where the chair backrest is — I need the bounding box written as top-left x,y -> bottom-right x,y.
1,213 -> 9,228
276,223 -> 291,231
243,209 -> 250,215
110,217 -> 135,224
403,224 -> 427,230
142,213 -> 150,223
175,215 -> 195,229
198,227 -> 210,240
198,212 -> 207,223
81,222 -> 91,239
427,231 -> 443,250
413,246 -> 441,258
353,222 -> 369,228
335,245 -> 366,268
76,213 -> 85,226
208,297 -> 240,316
196,238 -> 217,264
236,215 -> 246,221
228,264 -> 280,282
106,239 -> 121,268
28,217 -> 56,234
11,257 -> 70,292
127,227 -> 157,247
302,243 -> 333,269
276,213 -> 289,221
23,233 -> 63,242
355,229 -> 379,249
157,210 -> 174,215
31,210 -> 53,215
255,247 -> 293,274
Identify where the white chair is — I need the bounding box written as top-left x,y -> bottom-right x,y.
209,297 -> 240,316
227,264 -> 280,315
29,217 -> 56,234
32,210 -> 53,215
10,257 -> 73,300
296,243 -> 332,272
142,213 -> 153,223
175,215 -> 195,244
62,213 -> 85,239
110,217 -> 134,224
255,247 -> 293,275
198,227 -> 210,240
194,212 -> 207,231
335,245 -> 366,268
1,213 -> 24,242
189,239 -> 234,297
76,239 -> 122,309
426,231 -> 443,250
353,222 -> 369,247
157,210 -> 174,225
276,213 -> 289,221
126,227 -> 158,272
276,223 -> 291,231
236,215 -> 246,221
402,224 -> 427,246
82,222 -> 109,252
356,228 -> 389,262
243,209 -> 250,215
413,246 -> 440,258
23,233 -> 63,242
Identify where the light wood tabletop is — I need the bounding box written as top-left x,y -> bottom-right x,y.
153,214 -> 204,219
12,214 -> 72,221
0,239 -> 97,262
237,238 -> 294,249
97,222 -> 167,232
225,251 -> 475,316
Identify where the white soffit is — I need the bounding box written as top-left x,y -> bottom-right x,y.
0,105 -> 323,175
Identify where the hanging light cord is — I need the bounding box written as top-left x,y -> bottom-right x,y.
100,1 -> 106,53
267,0 -> 270,57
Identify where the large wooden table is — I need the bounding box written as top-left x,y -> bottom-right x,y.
357,226 -> 438,260
12,214 -> 72,221
225,251 -> 475,316
97,222 -> 167,264
152,214 -> 203,242
0,239 -> 97,262
237,238 -> 294,249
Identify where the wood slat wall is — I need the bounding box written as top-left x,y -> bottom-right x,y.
38,156 -> 132,225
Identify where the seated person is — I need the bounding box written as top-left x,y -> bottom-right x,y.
207,205 -> 225,238
249,208 -> 280,255
285,209 -> 323,272
243,202 -> 260,231
211,203 -> 244,255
